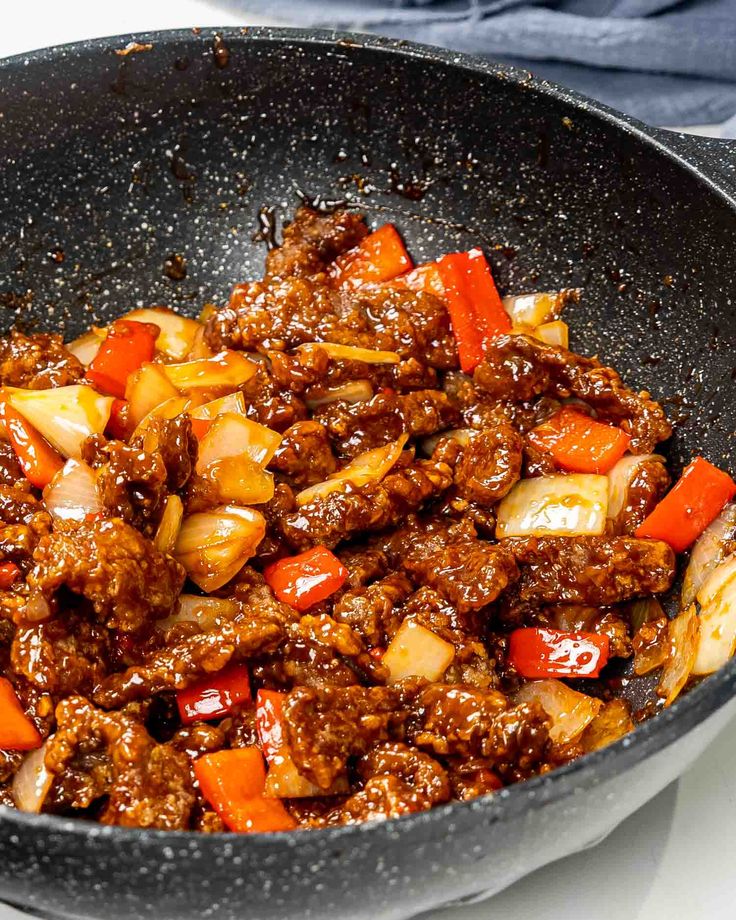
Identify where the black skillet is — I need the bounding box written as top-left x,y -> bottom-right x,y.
1,27 -> 736,920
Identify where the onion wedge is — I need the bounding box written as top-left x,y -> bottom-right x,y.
515,679 -> 602,743
123,308 -> 200,359
196,413 -> 282,474
682,502 -> 736,608
383,619 -> 455,683
502,289 -> 578,328
6,385 -> 112,459
125,363 -> 179,428
420,427 -> 476,457
189,391 -> 247,422
154,495 -> 184,554
305,380 -> 373,409
199,456 -> 275,505
533,320 -> 569,348
157,595 -> 240,632
264,753 -> 349,799
606,454 -> 662,522
295,433 -> 409,507
659,606 -> 699,703
174,505 -> 266,592
296,343 -> 400,364
163,352 -> 256,391
66,330 -> 103,366
11,740 -> 53,813
692,554 -> 736,675
496,473 -> 608,538
43,459 -> 104,522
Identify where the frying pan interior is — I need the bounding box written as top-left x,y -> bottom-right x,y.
1,30 -> 735,476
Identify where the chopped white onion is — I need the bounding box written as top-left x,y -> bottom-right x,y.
12,739 -> 53,813
189,391 -> 247,421
154,495 -> 184,554
496,474 -> 608,538
533,320 -> 569,348
295,433 -> 409,507
383,619 -> 455,683
659,606 -> 699,704
606,454 -> 661,521
174,505 -> 266,592
515,679 -> 602,743
123,308 -> 200,360
305,380 -> 373,409
296,343 -> 400,364
157,594 -> 240,631
201,456 -> 275,505
125,363 -> 180,427
6,385 -> 112,459
163,351 -> 257,391
196,413 -> 282,474
43,459 -> 103,522
420,427 -> 477,457
692,554 -> 736,675
132,395 -> 190,441
682,502 -> 736,608
264,752 -> 349,798
66,331 -> 103,366
581,700 -> 633,753
502,290 -> 575,328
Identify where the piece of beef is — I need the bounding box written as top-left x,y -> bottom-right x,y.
265,206 -> 368,279
0,442 -> 25,488
29,519 -> 185,632
269,421 -> 337,487
0,330 -> 84,389
474,334 -> 671,453
609,456 -> 671,535
506,535 -> 675,605
332,573 -> 414,646
239,363 -> 309,432
453,421 -> 523,506
0,484 -> 46,527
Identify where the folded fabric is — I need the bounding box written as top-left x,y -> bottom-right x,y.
237,0 -> 736,132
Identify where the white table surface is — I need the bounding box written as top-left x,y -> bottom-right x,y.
2,4 -> 734,919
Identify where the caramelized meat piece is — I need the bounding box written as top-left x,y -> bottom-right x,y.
46,696 -> 194,829
283,685 -> 407,788
0,441 -> 25,487
454,421 -> 523,506
0,330 -> 84,389
507,536 -> 676,605
332,572 -> 414,646
269,421 -> 337,486
29,519 -> 185,632
474,335 -> 671,452
88,440 -> 167,527
265,206 -> 368,278
239,363 -> 309,432
280,458 -> 453,550
0,484 -> 46,526
610,456 -> 671,535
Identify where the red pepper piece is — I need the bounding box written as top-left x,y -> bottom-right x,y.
86,320 -> 158,399
106,398 -> 130,441
264,546 -> 348,611
0,561 -> 21,590
255,689 -> 286,763
636,456 -> 736,552
176,663 -> 252,725
0,401 -> 64,489
437,249 -> 511,373
509,627 -> 610,679
0,677 -> 42,750
189,417 -> 214,441
331,224 -> 413,289
194,747 -> 296,833
528,407 -> 631,474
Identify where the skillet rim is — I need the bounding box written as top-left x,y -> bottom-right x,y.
0,25 -> 735,848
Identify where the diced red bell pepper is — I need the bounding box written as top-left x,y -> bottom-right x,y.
255,689 -> 286,763
264,546 -> 348,611
0,561 -> 21,590
509,627 -> 610,679
331,224 -> 413,289
397,261 -> 446,298
176,663 -> 252,725
106,398 -> 130,441
0,401 -> 64,489
528,407 -> 631,474
636,456 -> 736,553
86,320 -> 158,399
189,417 -> 214,441
194,747 -> 296,833
437,249 -> 511,373
0,677 -> 42,750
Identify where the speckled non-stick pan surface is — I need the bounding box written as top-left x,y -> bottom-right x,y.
0,27 -> 735,920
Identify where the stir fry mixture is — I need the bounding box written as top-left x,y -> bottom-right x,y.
0,207 -> 735,833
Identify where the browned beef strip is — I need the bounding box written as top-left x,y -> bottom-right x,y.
610,456 -> 671,535
0,330 -> 84,389
0,441 -> 25,487
0,484 -> 47,526
265,206 -> 368,279
453,421 -> 523,506
332,572 -> 414,646
506,536 -> 676,605
474,334 -> 671,452
283,685 -> 407,788
29,519 -> 185,632
45,696 -> 195,829
314,390 -> 460,457
0,514 -> 52,570
280,458 -> 453,550
269,421 -> 337,487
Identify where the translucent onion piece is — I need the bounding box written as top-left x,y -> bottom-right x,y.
496,473 -> 608,538
6,385 -> 113,459
132,396 -> 190,441
11,740 -> 53,813
533,320 -> 569,349
630,597 -> 665,634
296,343 -> 400,364
606,454 -> 660,521
632,613 -> 669,677
295,433 -> 409,507
196,413 -> 282,474
67,330 -> 103,366
124,307 -> 200,360
264,752 -> 349,799
502,290 -> 574,328
659,606 -> 700,703
383,619 -> 455,683
43,459 -> 104,522
682,502 -> 736,608
157,594 -> 240,632
515,679 -> 602,743
125,363 -> 180,427
189,391 -> 247,421
420,427 -> 477,457
174,505 -> 266,592
154,495 -> 184,554
163,351 -> 256,391
580,699 -> 633,753
305,380 -> 373,409
201,456 -> 275,505
692,554 -> 736,675
188,325 -> 215,360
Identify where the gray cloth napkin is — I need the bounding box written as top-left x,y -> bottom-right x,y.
238,0 -> 736,132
